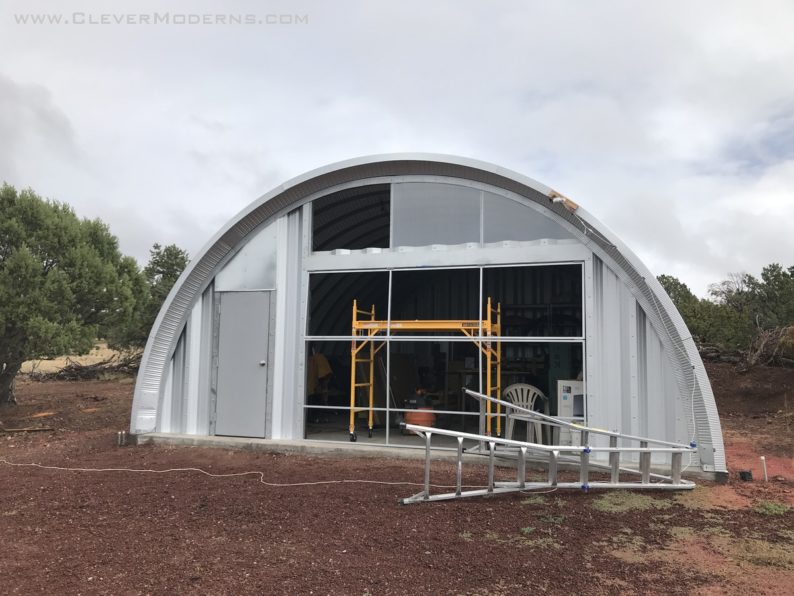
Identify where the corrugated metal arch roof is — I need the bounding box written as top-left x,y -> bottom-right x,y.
131,153 -> 724,472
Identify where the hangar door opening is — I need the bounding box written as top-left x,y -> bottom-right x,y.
214,291 -> 273,438
303,265 -> 583,446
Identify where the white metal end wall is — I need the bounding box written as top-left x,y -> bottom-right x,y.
270,210 -> 303,439
588,256 -> 697,467
153,285 -> 215,435
574,239 -> 724,472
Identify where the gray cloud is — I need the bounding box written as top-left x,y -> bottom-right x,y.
0,73 -> 78,181
1,0 -> 793,294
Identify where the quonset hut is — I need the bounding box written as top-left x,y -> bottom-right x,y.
130,154 -> 726,474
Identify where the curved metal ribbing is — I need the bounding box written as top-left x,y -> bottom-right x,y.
550,218 -> 724,471
130,154 -> 725,472
540,203 -> 724,471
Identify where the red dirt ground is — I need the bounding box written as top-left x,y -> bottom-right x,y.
0,364 -> 792,595
707,362 -> 794,506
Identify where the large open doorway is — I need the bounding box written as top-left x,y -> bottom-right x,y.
303,265 -> 583,447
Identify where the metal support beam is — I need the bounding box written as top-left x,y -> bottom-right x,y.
640,440 -> 650,484
487,441 -> 496,494
518,446 -> 527,489
423,432 -> 432,500
455,437 -> 464,496
609,435 -> 620,483
671,451 -> 682,485
549,450 -> 559,486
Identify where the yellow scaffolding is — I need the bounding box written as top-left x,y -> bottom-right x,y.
348,298 -> 502,441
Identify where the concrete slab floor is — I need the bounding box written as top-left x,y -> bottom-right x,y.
131,432 -> 722,482
132,432 -> 490,465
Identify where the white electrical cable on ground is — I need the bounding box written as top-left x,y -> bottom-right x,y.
0,457 -> 518,491
519,487 -> 558,495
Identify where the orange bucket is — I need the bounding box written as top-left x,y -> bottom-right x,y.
404,407 -> 436,427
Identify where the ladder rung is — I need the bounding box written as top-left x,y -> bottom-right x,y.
354,359 -> 371,363
354,383 -> 371,387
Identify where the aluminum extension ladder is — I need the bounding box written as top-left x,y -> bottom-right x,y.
400,389 -> 696,504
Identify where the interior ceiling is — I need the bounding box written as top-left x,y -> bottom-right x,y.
312,184 -> 390,251
308,266 -> 583,339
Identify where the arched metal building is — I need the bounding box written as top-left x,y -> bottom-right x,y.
130,154 -> 726,474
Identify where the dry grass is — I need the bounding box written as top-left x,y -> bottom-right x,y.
20,342 -> 122,374
675,485 -> 752,510
591,491 -> 673,513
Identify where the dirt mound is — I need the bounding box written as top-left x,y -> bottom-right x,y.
709,362 -> 794,419
707,363 -> 794,475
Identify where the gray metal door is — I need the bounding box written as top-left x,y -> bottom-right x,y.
215,291 -> 271,437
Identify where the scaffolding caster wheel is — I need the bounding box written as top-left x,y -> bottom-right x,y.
368,429 -> 373,438
350,432 -> 357,442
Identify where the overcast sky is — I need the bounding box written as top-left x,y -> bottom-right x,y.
2,1 -> 793,296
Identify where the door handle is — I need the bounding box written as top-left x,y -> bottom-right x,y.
259,360 -> 267,366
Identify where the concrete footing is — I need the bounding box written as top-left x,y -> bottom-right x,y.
131,432 -> 724,482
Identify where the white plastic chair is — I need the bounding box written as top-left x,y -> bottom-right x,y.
503,383 -> 548,444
